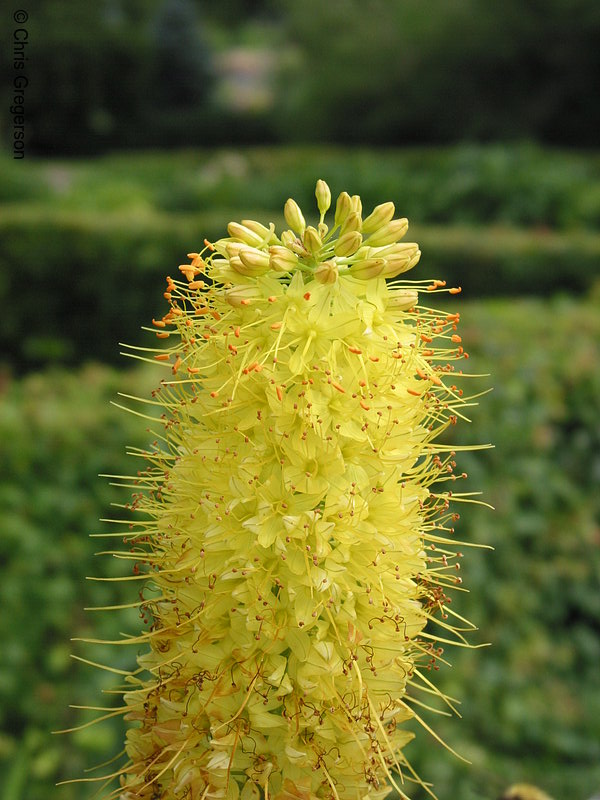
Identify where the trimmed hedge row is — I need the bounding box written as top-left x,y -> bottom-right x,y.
1,207 -> 599,371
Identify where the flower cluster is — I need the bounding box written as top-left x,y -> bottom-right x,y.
78,182 -> 483,800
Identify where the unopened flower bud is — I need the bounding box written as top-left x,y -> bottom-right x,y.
241,220 -> 278,245
303,226 -> 322,255
334,230 -> 362,257
314,260 -> 338,284
364,218 -> 409,247
347,258 -> 386,280
387,290 -> 418,311
334,191 -> 352,228
269,245 -> 298,272
237,247 -> 271,275
361,202 -> 395,234
340,211 -> 362,237
315,180 -> 332,216
350,194 -> 362,216
382,247 -> 421,279
225,284 -> 262,307
280,230 -> 297,248
284,199 -> 306,235
227,221 -> 264,247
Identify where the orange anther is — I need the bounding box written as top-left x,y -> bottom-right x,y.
359,380 -> 367,387
303,292 -> 311,300
270,322 -> 283,330
451,334 -> 462,343
449,287 -> 462,294
234,326 -> 240,338
268,296 -> 277,303
276,386 -> 283,401
369,355 -> 380,362
360,400 -> 370,411
423,349 -> 434,356
187,252 -> 199,259
228,344 -> 238,355
188,281 -> 204,290
172,356 -> 182,374
210,311 -> 221,321
187,367 -> 200,374
163,292 -> 172,300
210,391 -> 219,398
420,334 -> 433,343
156,332 -> 170,339
204,239 -> 215,251
348,347 -> 362,355
240,299 -> 251,306
152,319 -> 166,328
407,388 -> 421,396
332,382 -> 346,394
154,353 -> 170,361
416,368 -> 428,380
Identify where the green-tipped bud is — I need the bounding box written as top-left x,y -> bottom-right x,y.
303,225 -> 323,255
269,245 -> 298,273
346,257 -> 386,280
340,210 -> 362,237
334,230 -> 362,257
314,259 -> 338,284
387,289 -> 419,310
284,199 -> 306,235
315,179 -> 332,216
227,221 -> 264,247
361,202 -> 395,234
334,191 -> 352,228
364,218 -> 409,247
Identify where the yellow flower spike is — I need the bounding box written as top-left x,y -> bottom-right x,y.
76,181 -> 489,800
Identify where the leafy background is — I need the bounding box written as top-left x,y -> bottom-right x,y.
0,2 -> 599,799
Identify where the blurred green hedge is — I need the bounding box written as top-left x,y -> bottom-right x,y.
1,296 -> 599,799
1,206 -> 599,371
2,145 -> 600,229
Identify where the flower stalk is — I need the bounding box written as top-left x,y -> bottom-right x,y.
72,181 -> 487,800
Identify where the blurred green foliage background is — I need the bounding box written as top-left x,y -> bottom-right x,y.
0,1 -> 599,799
